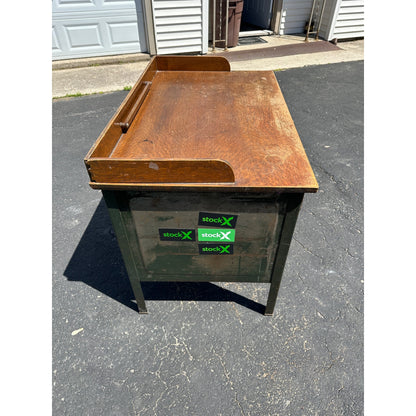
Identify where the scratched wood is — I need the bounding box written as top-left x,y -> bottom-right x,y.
86,159 -> 234,183
85,55 -> 318,192
85,56 -> 229,159
84,57 -> 158,160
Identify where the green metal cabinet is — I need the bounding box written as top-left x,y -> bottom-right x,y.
102,190 -> 303,315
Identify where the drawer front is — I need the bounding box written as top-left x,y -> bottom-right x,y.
129,192 -> 283,282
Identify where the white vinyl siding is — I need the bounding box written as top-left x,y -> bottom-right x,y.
52,0 -> 147,60
151,0 -> 208,54
279,0 -> 313,35
321,0 -> 364,40
278,0 -> 364,41
332,0 -> 364,39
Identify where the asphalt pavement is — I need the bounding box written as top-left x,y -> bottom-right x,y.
53,60 -> 363,415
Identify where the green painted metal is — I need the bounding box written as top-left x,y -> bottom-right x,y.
102,191 -> 148,314
101,190 -> 304,315
264,193 -> 304,316
129,191 -> 281,282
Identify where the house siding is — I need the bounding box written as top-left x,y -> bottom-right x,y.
279,0 -> 313,35
152,0 -> 208,54
321,0 -> 364,41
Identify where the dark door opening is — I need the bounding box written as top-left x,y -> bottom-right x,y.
240,0 -> 274,33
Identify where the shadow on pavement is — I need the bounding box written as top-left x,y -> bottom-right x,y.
64,198 -> 265,314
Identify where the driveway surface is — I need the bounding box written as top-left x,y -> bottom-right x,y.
53,61 -> 364,415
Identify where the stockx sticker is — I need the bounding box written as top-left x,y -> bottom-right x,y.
199,244 -> 233,255
198,212 -> 238,228
198,228 -> 235,242
159,229 -> 195,241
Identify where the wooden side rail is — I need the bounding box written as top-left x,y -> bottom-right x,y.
114,81 -> 152,133
85,159 -> 235,184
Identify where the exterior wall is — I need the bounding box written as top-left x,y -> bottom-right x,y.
316,0 -> 335,39
331,0 -> 364,40
279,0 -> 313,35
278,0 -> 364,40
151,0 -> 208,54
320,0 -> 364,41
52,0 -> 147,60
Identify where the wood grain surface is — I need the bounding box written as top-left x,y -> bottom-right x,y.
86,158 -> 234,184
85,56 -> 318,192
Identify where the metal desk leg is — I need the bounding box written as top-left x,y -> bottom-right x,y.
265,193 -> 304,316
102,190 -> 148,314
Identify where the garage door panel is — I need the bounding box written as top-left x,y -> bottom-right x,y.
65,23 -> 103,49
52,0 -> 140,12
52,0 -> 146,59
52,26 -> 62,52
52,0 -> 98,13
107,21 -> 142,45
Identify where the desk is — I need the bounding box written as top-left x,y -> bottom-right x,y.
84,55 -> 318,315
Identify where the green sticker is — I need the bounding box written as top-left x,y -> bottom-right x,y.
159,229 -> 195,241
199,244 -> 234,255
198,212 -> 238,228
198,228 -> 236,242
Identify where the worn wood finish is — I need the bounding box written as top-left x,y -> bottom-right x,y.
114,81 -> 152,133
154,55 -> 231,71
86,159 -> 235,184
84,55 -> 229,160
85,55 -> 318,193
85,57 -> 158,160
110,70 -> 317,191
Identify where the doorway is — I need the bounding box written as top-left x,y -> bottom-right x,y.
240,0 -> 275,36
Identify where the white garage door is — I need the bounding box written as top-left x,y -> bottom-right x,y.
52,0 -> 148,60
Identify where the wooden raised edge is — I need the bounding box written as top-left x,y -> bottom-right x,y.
85,158 -> 235,184
84,55 -> 231,162
155,55 -> 231,72
84,56 -> 159,160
